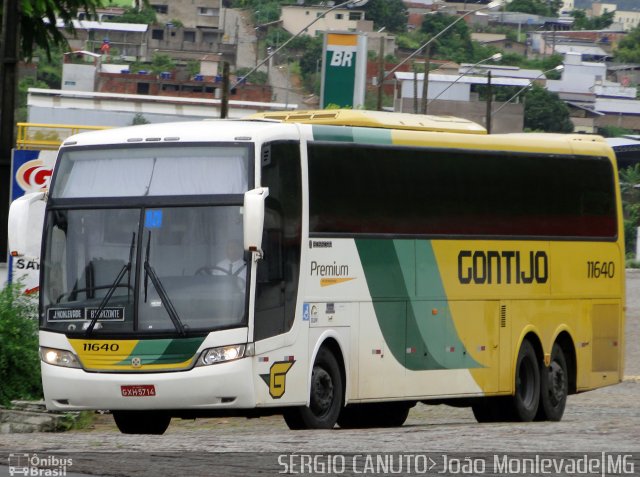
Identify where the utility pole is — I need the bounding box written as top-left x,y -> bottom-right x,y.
376,39 -> 384,111
420,46 -> 430,115
485,71 -> 493,134
220,62 -> 229,119
0,0 -> 20,258
413,61 -> 418,114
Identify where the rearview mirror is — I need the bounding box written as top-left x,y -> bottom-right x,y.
243,187 -> 269,256
8,191 -> 47,258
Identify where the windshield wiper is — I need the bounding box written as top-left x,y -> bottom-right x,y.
143,231 -> 186,336
84,233 -> 135,336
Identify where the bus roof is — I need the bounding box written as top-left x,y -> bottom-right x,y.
247,109 -> 487,135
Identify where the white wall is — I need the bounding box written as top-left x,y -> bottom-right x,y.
62,64 -> 97,91
281,6 -> 365,37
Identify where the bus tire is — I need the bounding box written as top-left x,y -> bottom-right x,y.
374,402 -> 411,427
112,411 -> 171,435
536,343 -> 568,421
510,339 -> 540,422
338,402 -> 412,428
283,348 -> 343,430
471,397 -> 510,423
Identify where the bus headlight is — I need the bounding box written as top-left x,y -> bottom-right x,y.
40,347 -> 81,368
197,344 -> 247,366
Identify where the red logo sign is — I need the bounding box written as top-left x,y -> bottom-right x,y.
16,159 -> 52,192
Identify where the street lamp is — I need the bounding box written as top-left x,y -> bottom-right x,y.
427,52 -> 502,105
379,0 -> 503,90
231,0 -> 369,89
490,64 -> 564,118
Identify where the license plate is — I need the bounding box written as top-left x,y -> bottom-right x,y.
121,385 -> 156,397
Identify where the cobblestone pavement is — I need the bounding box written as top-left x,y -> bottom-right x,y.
0,272 -> 638,476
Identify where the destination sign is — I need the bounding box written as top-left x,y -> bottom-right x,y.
47,307 -> 125,322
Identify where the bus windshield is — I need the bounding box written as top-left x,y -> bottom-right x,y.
52,145 -> 250,198
42,206 -> 248,335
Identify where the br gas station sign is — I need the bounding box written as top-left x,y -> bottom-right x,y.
320,32 -> 367,109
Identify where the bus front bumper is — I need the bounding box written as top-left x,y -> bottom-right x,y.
41,358 -> 256,411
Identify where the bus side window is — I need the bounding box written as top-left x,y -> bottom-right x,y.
254,141 -> 302,341
258,225 -> 283,283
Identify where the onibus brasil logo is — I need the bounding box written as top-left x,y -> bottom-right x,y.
8,453 -> 73,476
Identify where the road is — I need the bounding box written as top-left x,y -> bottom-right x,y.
0,271 -> 638,476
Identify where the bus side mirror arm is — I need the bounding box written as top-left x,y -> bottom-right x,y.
243,187 -> 269,258
8,191 -> 47,258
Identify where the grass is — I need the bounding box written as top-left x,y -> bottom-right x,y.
104,0 -> 133,7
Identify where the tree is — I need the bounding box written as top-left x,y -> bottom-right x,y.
571,9 -> 614,30
236,67 -> 268,85
1,0 -> 103,256
615,25 -> 640,64
297,35 -> 323,92
131,113 -> 150,125
523,85 -> 573,133
109,6 -> 157,25
1,0 -> 103,59
505,0 -> 562,17
149,52 -> 176,75
362,0 -> 408,33
421,13 -> 473,61
620,164 -> 640,257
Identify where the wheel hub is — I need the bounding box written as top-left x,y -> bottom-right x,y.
310,367 -> 334,417
548,361 -> 566,405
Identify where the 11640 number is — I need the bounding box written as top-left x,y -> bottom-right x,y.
587,261 -> 615,279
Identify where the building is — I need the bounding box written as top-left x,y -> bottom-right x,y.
61,51 -> 102,91
608,63 -> 640,87
615,10 -> 640,31
591,2 -> 640,32
279,4 -> 394,55
591,2 -> 617,16
528,29 -> 626,56
96,69 -> 273,103
560,0 -> 575,15
27,88 -> 295,127
471,33 -> 527,56
280,4 -> 369,37
59,20 -> 149,60
593,98 -> 640,131
57,5 -> 235,64
548,51 -> 636,98
554,43 -> 610,61
393,71 -> 532,133
146,0 -> 233,62
77,6 -> 126,22
150,0 -> 222,29
547,52 -> 640,133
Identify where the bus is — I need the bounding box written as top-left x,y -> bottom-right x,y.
8,110 -> 625,434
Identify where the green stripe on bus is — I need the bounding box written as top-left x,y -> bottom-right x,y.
355,239 -> 480,371
353,127 -> 392,145
312,125 -> 392,144
312,125 -> 354,142
117,337 -> 204,366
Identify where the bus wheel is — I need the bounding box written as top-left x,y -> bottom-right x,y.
471,397 -> 510,423
536,343 -> 568,421
511,340 -> 540,422
112,411 -> 171,435
338,402 -> 412,428
283,348 -> 343,430
374,402 -> 411,427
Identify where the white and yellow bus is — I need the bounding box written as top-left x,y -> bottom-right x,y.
9,110 -> 625,434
